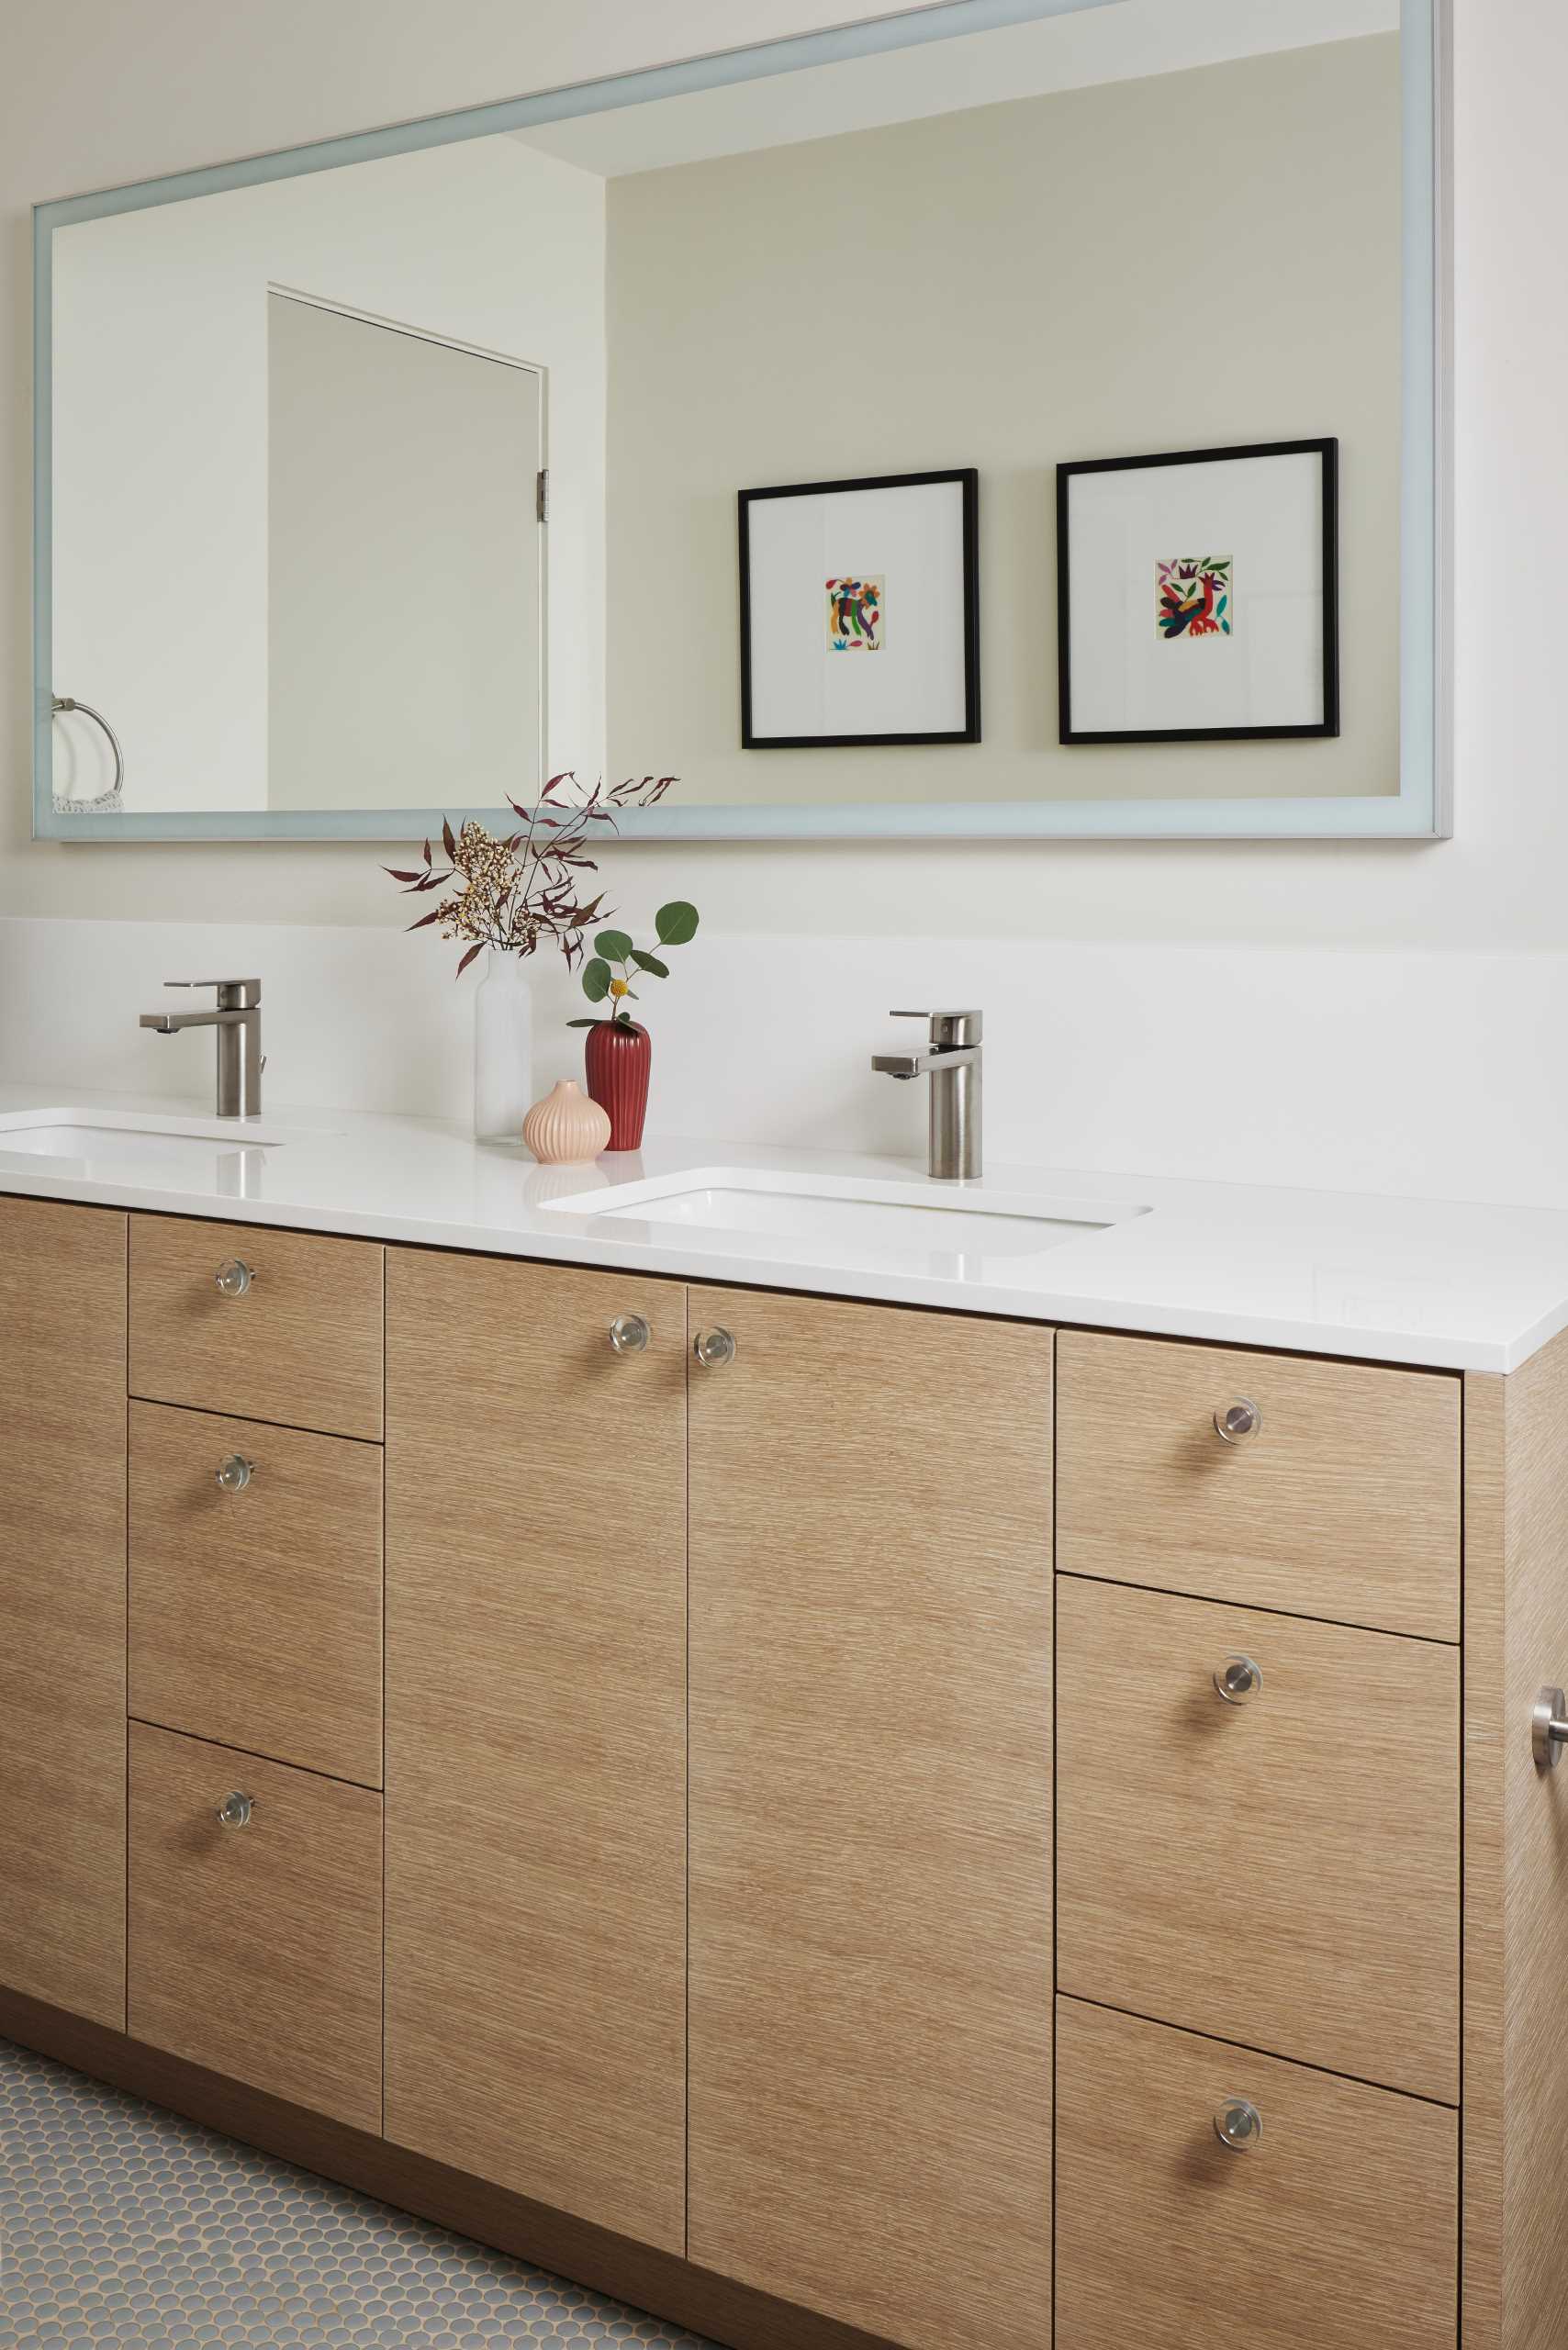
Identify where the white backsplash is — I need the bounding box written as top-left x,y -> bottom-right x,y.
3,912 -> 1567,1213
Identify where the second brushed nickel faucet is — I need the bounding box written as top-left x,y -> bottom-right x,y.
139,979 -> 263,1117
872,1007 -> 982,1181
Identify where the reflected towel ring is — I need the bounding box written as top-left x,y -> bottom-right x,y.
52,694 -> 124,813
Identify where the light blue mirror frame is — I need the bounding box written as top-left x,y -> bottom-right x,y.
33,0 -> 1450,845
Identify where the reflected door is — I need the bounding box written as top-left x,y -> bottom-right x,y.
267,294 -> 543,811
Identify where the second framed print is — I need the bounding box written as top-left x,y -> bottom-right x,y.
739,469 -> 980,748
1057,439 -> 1339,745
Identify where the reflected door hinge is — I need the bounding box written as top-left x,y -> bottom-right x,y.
536,467 -> 550,524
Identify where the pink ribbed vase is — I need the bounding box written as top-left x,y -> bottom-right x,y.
584,1019 -> 651,1153
521,1080 -> 611,1166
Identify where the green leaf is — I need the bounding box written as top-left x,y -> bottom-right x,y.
581,957 -> 611,1003
566,1017 -> 604,1028
594,927 -> 634,962
630,950 -> 670,978
655,901 -> 700,946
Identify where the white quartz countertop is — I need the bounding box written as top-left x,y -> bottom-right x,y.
4,1082 -> 1568,1373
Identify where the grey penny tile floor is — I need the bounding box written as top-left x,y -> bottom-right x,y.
0,2040 -> 715,2348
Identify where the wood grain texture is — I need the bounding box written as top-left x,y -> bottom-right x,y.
128,1722 -> 383,2133
129,1214 -> 384,1439
1462,1334 -> 1568,2350
1057,1329 -> 1461,1639
129,1402 -> 383,1786
0,1198 -> 128,2029
688,1286 -> 1053,2350
1056,1998 -> 1458,2350
384,1251 -> 687,2255
1058,1574 -> 1460,2102
0,1988 -> 904,2350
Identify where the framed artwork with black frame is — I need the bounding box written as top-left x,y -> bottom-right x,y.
1057,438 -> 1339,746
738,468 -> 980,749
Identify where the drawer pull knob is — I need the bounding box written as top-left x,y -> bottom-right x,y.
608,1313 -> 651,1355
1533,1684 -> 1568,1769
215,1454 -> 253,1494
1215,2098 -> 1262,2153
693,1326 -> 736,1370
1214,1397 -> 1262,1444
216,1792 -> 253,1830
215,1258 -> 254,1298
1214,1652 -> 1263,1706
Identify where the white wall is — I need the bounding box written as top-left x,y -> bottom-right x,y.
6,0 -> 1568,1211
607,37 -> 1400,807
50,133 -> 604,809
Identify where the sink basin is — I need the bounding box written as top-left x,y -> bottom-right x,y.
543,1166 -> 1148,1270
0,1108 -> 286,1192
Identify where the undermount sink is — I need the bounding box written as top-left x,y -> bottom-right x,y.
543,1166 -> 1148,1266
0,1108 -> 286,1190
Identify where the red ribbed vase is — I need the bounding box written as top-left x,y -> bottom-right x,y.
583,1018 -> 651,1152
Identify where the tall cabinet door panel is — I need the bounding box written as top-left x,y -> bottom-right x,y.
688,1287 -> 1053,2350
384,1251 -> 687,2255
0,1199 -> 128,2027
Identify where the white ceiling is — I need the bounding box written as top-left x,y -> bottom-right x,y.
512,0 -> 1399,180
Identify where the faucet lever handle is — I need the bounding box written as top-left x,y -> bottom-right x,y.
164,979 -> 262,1007
889,1007 -> 982,1046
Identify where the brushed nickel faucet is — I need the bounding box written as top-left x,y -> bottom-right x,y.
872,1007 -> 982,1181
140,979 -> 263,1117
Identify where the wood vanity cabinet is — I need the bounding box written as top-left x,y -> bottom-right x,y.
6,1202 -> 1568,2350
0,1198 -> 127,2030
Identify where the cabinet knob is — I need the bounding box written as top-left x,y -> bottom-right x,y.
1214,1652 -> 1263,1706
1214,1396 -> 1262,1445
216,1792 -> 253,1829
215,1258 -> 254,1298
608,1313 -> 651,1355
1215,2098 -> 1262,2153
215,1454 -> 253,1494
693,1327 -> 736,1369
1533,1685 -> 1568,1769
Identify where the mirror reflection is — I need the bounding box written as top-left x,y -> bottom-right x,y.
46,0 -> 1414,832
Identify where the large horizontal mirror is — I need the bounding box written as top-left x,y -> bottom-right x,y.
35,0 -> 1446,842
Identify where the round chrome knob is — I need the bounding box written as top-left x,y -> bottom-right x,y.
216,1792 -> 252,1830
216,1454 -> 253,1494
1533,1685 -> 1568,1770
1214,1652 -> 1263,1706
609,1313 -> 651,1355
693,1327 -> 736,1369
215,1259 -> 253,1298
1215,2098 -> 1262,2153
1214,1397 -> 1262,1444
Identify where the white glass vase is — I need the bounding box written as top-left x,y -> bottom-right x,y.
473,950 -> 533,1142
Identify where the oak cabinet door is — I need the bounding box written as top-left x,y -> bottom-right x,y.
0,1199 -> 128,2028
687,1287 -> 1053,2350
384,1251 -> 687,2255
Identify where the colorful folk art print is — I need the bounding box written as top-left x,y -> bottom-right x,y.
826,575 -> 885,652
1157,557 -> 1233,640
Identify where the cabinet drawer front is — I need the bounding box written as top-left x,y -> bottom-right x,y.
1058,1576 -> 1459,2101
128,1723 -> 382,2133
1056,1330 -> 1460,1639
129,1403 -> 383,1787
129,1214 -> 383,1440
1056,1999 -> 1458,2350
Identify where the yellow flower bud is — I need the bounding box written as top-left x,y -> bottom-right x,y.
610,979 -> 630,999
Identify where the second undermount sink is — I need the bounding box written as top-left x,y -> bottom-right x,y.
543,1166 -> 1148,1265
0,1108 -> 286,1190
